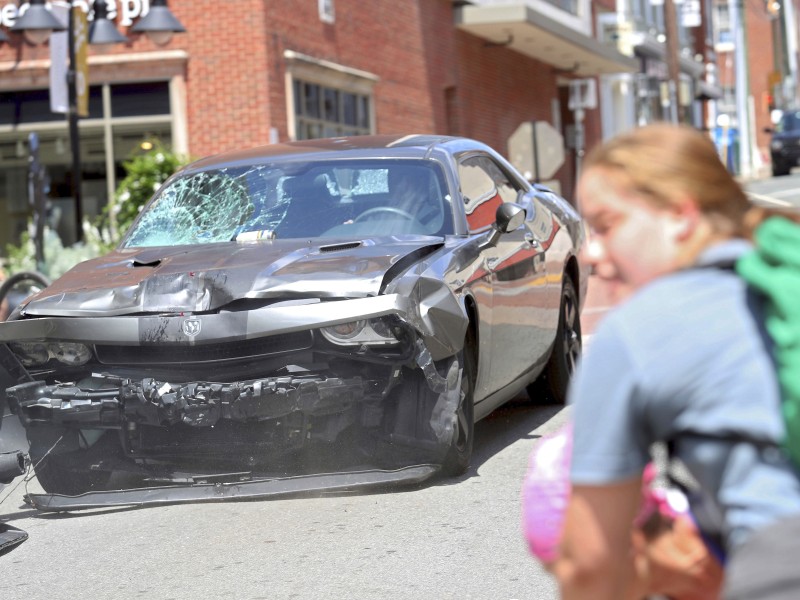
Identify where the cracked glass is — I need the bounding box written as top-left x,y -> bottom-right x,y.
122,160 -> 454,248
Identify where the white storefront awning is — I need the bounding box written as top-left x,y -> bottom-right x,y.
454,3 -> 639,77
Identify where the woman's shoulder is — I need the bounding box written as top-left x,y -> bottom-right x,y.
593,264 -> 753,362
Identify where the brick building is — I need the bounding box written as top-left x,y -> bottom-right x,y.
0,0 -> 638,256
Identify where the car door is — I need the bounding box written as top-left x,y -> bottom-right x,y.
457,153 -> 549,400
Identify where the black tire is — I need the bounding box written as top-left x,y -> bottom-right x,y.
772,161 -> 790,177
442,330 -> 476,476
0,271 -> 50,316
27,426 -> 116,495
527,277 -> 581,405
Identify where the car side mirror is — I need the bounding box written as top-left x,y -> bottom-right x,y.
479,203 -> 525,251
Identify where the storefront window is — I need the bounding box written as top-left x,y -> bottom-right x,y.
0,81 -> 175,251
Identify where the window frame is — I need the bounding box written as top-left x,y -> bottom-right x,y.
284,50 -> 378,141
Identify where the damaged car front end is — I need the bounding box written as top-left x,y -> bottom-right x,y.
1,250 -> 471,509
0,134 -> 586,511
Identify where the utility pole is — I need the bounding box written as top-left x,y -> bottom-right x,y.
731,0 -> 754,177
664,0 -> 681,123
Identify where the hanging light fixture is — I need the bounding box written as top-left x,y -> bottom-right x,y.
130,0 -> 186,45
10,0 -> 67,45
89,0 -> 128,46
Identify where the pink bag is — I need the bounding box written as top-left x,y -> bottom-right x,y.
520,421 -> 573,563
521,421 -> 693,566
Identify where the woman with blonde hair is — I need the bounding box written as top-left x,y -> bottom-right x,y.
551,123 -> 800,599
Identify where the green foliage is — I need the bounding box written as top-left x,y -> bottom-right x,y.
4,222 -> 114,281
110,140 -> 188,238
2,139 -> 188,280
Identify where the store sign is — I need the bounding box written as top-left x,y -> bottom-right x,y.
1,0 -> 151,29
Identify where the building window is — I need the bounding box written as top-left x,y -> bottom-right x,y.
292,80 -> 371,140
713,0 -> 734,49
284,50 -> 378,142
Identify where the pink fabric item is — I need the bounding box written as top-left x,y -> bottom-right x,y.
520,421 -> 573,563
635,462 -> 691,527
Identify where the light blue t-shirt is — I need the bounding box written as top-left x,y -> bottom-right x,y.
569,239 -> 800,551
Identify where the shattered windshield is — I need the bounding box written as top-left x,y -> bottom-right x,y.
122,159 -> 454,248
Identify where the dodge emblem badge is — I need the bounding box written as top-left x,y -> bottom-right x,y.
182,318 -> 201,337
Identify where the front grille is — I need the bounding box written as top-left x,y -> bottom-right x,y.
94,331 -> 314,365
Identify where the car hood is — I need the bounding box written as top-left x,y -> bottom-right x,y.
20,236 -> 444,317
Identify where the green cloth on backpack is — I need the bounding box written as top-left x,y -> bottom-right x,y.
736,216 -> 800,467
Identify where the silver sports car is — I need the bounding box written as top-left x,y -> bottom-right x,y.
0,134 -> 586,510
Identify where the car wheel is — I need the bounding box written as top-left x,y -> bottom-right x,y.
527,277 -> 581,405
27,426 -> 116,495
442,331 -> 476,476
773,161 -> 790,177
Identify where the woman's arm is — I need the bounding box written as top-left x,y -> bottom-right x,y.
551,477 -> 644,600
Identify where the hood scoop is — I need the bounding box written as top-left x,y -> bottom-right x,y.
319,241 -> 362,253
132,259 -> 162,268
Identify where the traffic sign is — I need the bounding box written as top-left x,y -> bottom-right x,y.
508,121 -> 565,181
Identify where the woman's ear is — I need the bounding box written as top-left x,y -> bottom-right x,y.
669,196 -> 702,241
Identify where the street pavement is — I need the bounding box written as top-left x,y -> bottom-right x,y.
582,274 -> 616,343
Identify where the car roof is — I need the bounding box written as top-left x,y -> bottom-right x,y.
182,134 -> 488,173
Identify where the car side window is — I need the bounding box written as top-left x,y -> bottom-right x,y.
458,155 -> 522,233
777,112 -> 800,132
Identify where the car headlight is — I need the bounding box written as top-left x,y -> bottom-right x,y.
8,341 -> 92,366
9,342 -> 50,366
49,342 -> 93,366
320,318 -> 400,346
772,140 -> 784,151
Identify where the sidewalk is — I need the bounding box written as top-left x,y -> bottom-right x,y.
582,275 -> 618,340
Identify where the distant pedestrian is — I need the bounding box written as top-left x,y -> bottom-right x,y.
549,123 -> 800,599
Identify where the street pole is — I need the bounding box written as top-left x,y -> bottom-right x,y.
65,3 -> 90,244
731,0 -> 753,177
67,4 -> 83,243
664,0 -> 681,123
28,132 -> 46,271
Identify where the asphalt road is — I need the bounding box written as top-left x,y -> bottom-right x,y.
0,397 -> 570,599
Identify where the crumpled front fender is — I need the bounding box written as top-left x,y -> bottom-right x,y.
388,269 -> 468,361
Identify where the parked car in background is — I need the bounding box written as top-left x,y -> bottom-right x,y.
767,111 -> 800,176
0,134 -> 587,510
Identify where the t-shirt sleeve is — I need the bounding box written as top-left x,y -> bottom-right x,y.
568,317 -> 652,485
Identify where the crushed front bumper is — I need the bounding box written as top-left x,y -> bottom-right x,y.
8,373 -> 375,429
24,464 -> 440,512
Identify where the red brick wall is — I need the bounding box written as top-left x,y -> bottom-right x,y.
261,0 -> 441,141
746,1 -> 778,158
177,0 -> 271,157
0,0 -> 570,190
